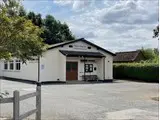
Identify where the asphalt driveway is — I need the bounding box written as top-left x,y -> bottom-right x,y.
0,79 -> 159,120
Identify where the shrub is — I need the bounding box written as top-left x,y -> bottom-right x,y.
113,63 -> 159,82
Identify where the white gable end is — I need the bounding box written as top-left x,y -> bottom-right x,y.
60,41 -> 98,52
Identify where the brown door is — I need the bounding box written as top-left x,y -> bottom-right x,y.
66,62 -> 78,80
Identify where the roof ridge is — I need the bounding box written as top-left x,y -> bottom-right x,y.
116,50 -> 140,54
131,50 -> 141,61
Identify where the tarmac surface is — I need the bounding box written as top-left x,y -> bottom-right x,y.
0,79 -> 159,120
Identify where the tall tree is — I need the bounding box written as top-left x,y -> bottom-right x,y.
19,6 -> 26,17
61,23 -> 75,41
42,15 -> 75,44
0,0 -> 46,62
27,12 -> 36,24
27,12 -> 43,27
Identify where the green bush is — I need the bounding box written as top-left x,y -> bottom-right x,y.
113,63 -> 159,82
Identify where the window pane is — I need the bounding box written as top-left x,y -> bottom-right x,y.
10,61 -> 14,70
4,61 -> 8,70
89,64 -> 93,72
16,63 -> 20,70
85,64 -> 93,72
15,60 -> 21,70
10,63 -> 14,70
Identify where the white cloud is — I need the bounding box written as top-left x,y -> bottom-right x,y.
100,0 -> 158,25
63,0 -> 158,52
24,0 -> 159,52
53,0 -> 73,6
53,0 -> 94,12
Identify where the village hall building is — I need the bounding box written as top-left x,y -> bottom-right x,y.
0,38 -> 115,82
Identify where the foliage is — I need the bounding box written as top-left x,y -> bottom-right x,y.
0,0 -> 46,61
0,0 -> 20,16
19,6 -> 26,17
26,12 -> 75,44
2,0 -> 75,46
41,15 -> 75,44
27,12 -> 43,27
153,25 -> 159,39
113,63 -> 159,82
140,48 -> 159,63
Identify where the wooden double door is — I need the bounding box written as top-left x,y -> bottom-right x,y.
66,62 -> 78,80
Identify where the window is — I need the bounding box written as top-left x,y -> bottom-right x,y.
15,60 -> 21,70
69,45 -> 73,47
9,60 -> 14,70
4,61 -> 8,70
88,46 -> 91,49
85,64 -> 93,72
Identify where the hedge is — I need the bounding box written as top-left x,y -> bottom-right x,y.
113,63 -> 159,82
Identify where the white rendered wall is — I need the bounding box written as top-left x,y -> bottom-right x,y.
59,52 -> 66,81
1,40 -> 114,81
99,50 -> 113,79
60,41 -> 98,52
2,59 -> 38,81
96,58 -> 104,80
40,49 -> 60,81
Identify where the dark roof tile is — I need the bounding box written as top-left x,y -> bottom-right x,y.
114,50 -> 141,62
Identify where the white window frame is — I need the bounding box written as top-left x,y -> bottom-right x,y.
15,60 -> 21,71
9,60 -> 14,70
4,61 -> 8,70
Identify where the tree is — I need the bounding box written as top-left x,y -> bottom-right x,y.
61,23 -> 76,41
141,48 -> 159,63
0,0 -> 46,62
0,0 -> 20,16
19,6 -> 26,17
27,12 -> 36,24
27,12 -> 43,27
42,15 -> 75,44
153,25 -> 159,39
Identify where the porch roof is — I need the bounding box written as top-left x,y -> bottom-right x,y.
59,50 -> 105,58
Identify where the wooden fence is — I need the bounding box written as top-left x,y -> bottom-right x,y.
0,82 -> 41,120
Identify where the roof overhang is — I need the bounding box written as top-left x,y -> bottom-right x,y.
59,50 -> 105,58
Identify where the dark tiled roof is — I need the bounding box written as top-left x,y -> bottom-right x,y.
59,50 -> 105,58
48,38 -> 115,56
113,50 -> 141,62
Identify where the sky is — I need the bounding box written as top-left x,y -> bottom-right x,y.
22,0 -> 159,53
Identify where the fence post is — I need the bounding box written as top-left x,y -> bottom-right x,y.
36,82 -> 41,120
13,90 -> 20,120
